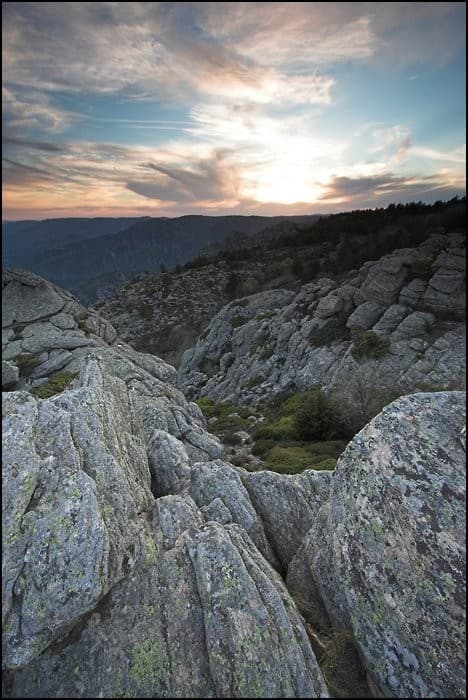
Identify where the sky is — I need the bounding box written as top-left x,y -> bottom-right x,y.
2,1 -> 466,221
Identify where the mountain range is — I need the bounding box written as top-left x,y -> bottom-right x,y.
2,214 -> 319,304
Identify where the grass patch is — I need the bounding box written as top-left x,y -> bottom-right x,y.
31,371 -> 78,399
14,353 -> 39,373
254,414 -> 296,441
351,331 -> 390,360
309,319 -> 349,347
261,443 -> 342,474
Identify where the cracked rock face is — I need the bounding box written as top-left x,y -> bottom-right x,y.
179,233 -> 466,404
290,392 -> 466,698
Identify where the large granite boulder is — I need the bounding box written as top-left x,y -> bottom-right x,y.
289,392 -> 466,698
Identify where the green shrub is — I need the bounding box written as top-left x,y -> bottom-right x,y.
230,315 -> 247,328
14,353 -> 39,373
246,375 -> 264,389
239,277 -> 260,296
309,319 -> 349,347
351,331 -> 390,360
77,319 -> 93,336
222,431 -> 243,445
294,388 -> 344,441
31,371 -> 78,399
409,257 -> 435,281
259,343 -> 275,360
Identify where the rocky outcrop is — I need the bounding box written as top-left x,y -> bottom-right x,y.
288,392 -> 466,698
2,269 -> 329,698
3,269 -> 466,698
179,233 -> 466,403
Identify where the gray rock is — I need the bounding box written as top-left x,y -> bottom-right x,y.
30,350 -> 73,378
315,294 -> 344,319
399,278 -> 427,308
180,234 -> 465,404
6,521 -> 329,699
189,460 -> 278,569
392,311 -> 435,340
428,268 -> 464,295
346,301 -> 386,331
49,312 -> 76,330
2,361 -> 19,390
296,392 -> 466,698
3,271 -> 65,326
373,304 -> 409,335
147,429 -> 191,496
243,469 -> 331,569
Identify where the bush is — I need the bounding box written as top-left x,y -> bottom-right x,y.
328,374 -> 403,437
246,375 -> 264,389
351,331 -> 390,360
294,388 -> 344,441
31,371 -> 78,399
224,272 -> 239,297
312,458 -> 337,471
262,445 -> 318,474
77,319 -> 93,336
309,320 -> 349,347
14,353 -> 39,373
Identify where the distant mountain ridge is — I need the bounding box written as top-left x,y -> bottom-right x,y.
2,214 -> 318,304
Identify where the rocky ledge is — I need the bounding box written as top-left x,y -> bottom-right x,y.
2,269 -> 466,698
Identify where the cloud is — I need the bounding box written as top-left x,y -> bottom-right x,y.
127,150 -> 241,203
318,172 -> 466,206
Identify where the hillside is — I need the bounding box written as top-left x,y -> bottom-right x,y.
96,199 -> 466,368
2,214 -> 319,305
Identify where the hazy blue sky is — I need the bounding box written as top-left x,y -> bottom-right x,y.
2,1 -> 466,219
